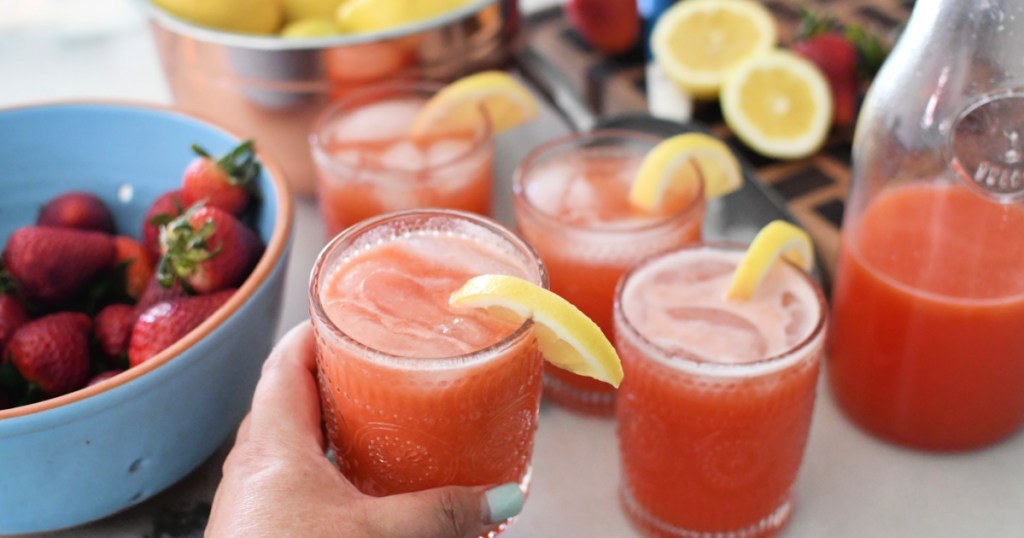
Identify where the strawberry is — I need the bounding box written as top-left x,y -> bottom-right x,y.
142,190 -> 185,261
3,226 -> 116,304
37,192 -> 115,234
180,140 -> 260,216
8,312 -> 92,396
135,273 -> 187,314
113,236 -> 154,300
565,0 -> 639,55
792,10 -> 888,129
127,289 -> 234,367
792,34 -> 859,128
94,303 -> 135,361
0,294 -> 29,354
86,369 -> 123,387
157,206 -> 263,294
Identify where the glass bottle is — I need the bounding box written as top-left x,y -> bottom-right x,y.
828,0 -> 1024,451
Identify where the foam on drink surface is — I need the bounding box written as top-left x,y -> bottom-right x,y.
321,229 -> 528,359
523,147 -> 664,228
621,247 -> 820,366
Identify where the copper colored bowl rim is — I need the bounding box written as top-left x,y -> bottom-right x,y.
137,0 -> 503,51
0,99 -> 294,421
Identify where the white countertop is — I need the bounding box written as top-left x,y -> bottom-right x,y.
4,2 -> 1024,537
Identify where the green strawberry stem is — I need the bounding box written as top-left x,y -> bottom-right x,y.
191,139 -> 261,188
797,8 -> 889,80
156,206 -> 221,293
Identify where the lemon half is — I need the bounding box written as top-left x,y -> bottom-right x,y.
721,49 -> 833,159
629,133 -> 743,212
726,220 -> 814,301
450,275 -> 623,387
651,0 -> 777,99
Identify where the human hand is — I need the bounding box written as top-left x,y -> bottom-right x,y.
207,321 -> 525,538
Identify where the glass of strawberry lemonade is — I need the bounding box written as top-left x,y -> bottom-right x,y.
309,209 -> 547,530
513,130 -> 705,415
614,230 -> 826,537
310,82 -> 494,237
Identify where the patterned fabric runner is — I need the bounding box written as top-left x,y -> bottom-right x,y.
521,0 -> 914,278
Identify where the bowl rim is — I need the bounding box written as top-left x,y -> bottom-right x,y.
0,100 -> 294,421
137,0 -> 502,51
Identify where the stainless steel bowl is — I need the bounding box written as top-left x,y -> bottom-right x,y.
140,0 -> 519,195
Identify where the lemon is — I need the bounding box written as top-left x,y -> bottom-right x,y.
153,0 -> 283,34
283,0 -> 346,22
629,132 -> 743,212
450,275 -> 623,387
726,220 -> 814,301
409,71 -> 540,137
336,0 -> 472,33
281,18 -> 342,37
720,49 -> 833,159
651,0 -> 776,99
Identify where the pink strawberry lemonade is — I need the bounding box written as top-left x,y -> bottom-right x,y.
615,245 -> 825,538
514,130 -> 704,415
309,210 -> 545,511
311,84 -> 493,238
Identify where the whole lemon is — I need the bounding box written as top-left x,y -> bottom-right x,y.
153,0 -> 284,34
281,18 -> 343,37
336,0 -> 472,33
283,0 -> 347,22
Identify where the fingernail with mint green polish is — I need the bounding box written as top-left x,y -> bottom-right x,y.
483,483 -> 524,524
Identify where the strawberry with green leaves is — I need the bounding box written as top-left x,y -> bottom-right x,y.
180,140 -> 260,216
157,205 -> 263,294
792,10 -> 887,129
143,190 -> 185,261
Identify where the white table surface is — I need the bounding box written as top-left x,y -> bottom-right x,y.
4,1 -> 1024,537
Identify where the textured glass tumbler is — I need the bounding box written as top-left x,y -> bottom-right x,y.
309,210 -> 547,535
614,244 -> 826,538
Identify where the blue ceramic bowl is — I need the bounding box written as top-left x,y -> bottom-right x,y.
0,102 -> 293,534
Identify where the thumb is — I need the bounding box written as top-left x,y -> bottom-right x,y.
363,482 -> 524,538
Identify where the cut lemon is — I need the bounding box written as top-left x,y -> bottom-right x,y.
651,0 -> 777,99
409,71 -> 540,137
720,49 -> 833,159
629,133 -> 743,211
336,0 -> 472,33
450,275 -> 623,387
726,220 -> 814,301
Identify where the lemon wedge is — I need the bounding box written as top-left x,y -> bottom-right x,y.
336,0 -> 472,33
629,133 -> 743,211
450,275 -> 623,387
726,220 -> 814,301
720,49 -> 833,159
409,71 -> 540,137
651,0 -> 776,99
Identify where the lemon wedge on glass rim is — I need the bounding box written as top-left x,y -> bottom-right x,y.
409,71 -> 540,137
651,0 -> 777,99
726,220 -> 815,301
629,133 -> 744,212
450,275 -> 623,387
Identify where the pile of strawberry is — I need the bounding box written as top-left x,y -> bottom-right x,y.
0,141 -> 265,410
